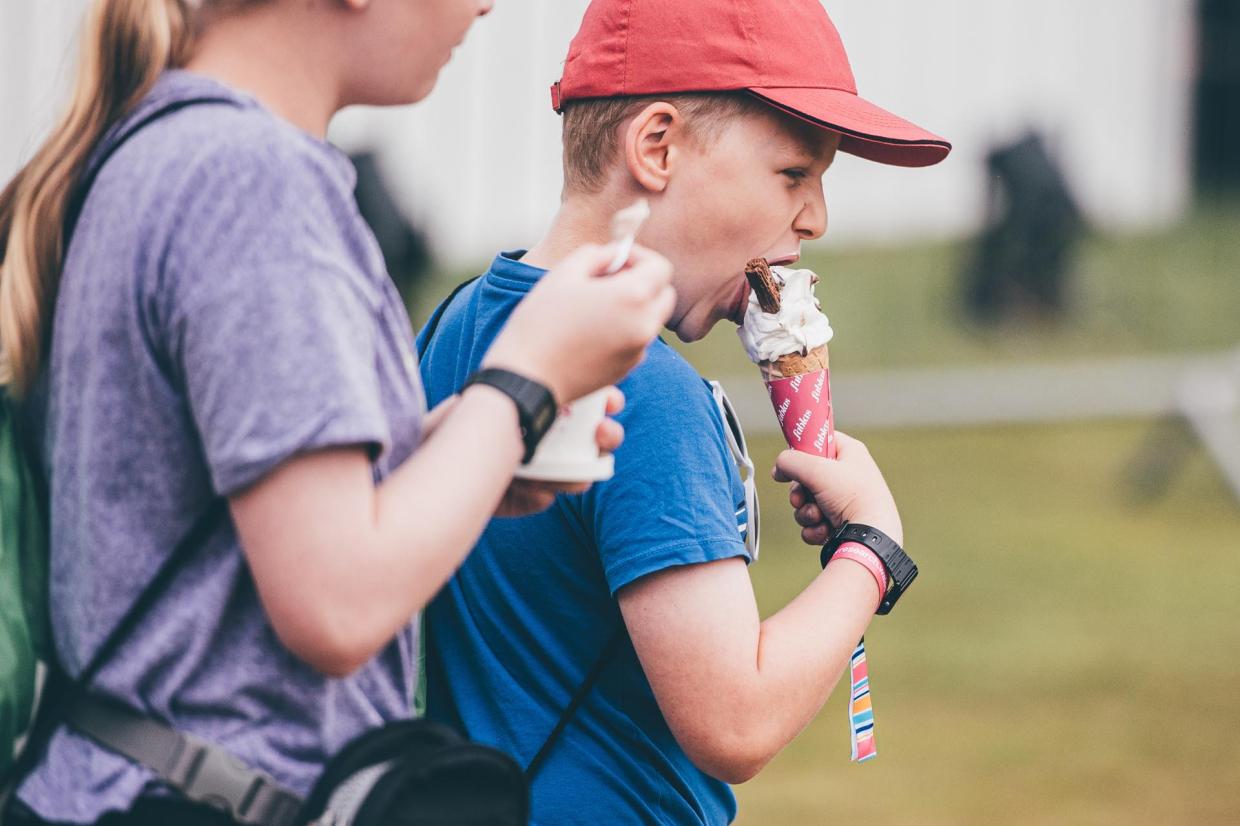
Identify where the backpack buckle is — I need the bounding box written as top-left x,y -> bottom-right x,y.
167,736 -> 282,823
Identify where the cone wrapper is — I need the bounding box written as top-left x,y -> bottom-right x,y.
765,366 -> 836,459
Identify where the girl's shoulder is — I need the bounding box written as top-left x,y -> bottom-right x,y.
103,70 -> 357,212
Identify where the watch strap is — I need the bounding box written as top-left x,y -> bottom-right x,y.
462,368 -> 557,463
822,523 -> 917,616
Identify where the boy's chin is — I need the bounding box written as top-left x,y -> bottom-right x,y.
669,315 -> 716,344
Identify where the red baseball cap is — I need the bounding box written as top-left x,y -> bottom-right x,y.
552,0 -> 951,168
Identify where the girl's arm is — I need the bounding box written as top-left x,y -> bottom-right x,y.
230,244 -> 673,676
230,383 -> 522,677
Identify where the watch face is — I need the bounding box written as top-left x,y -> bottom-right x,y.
532,404 -> 555,433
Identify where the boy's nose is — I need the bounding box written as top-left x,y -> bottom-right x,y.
793,183 -> 828,241
477,0 -> 495,16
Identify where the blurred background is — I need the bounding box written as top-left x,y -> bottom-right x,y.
3,1 -> 1238,823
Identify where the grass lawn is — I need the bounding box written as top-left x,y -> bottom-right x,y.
733,423 -> 1240,825
413,202 -> 1240,823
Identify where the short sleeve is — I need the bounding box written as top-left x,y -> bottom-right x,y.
581,344 -> 750,594
158,136 -> 388,496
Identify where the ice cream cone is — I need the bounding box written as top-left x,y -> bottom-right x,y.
739,259 -> 837,459
763,361 -> 836,459
758,343 -> 830,381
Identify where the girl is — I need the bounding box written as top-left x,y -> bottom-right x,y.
0,1 -> 674,823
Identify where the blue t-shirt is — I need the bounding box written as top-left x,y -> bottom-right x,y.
19,71 -> 426,823
418,252 -> 751,825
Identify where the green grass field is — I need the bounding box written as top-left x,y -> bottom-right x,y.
415,202 -> 1240,824
733,423 -> 1240,825
714,203 -> 1240,824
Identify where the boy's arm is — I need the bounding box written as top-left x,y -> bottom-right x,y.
615,432 -> 902,784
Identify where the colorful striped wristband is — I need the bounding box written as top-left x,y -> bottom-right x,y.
825,541 -> 887,763
846,640 -> 878,763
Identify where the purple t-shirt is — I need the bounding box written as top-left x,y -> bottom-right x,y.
18,71 -> 426,822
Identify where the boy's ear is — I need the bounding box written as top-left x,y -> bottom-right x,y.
623,102 -> 683,194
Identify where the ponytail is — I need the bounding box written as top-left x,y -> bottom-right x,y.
0,0 -> 196,397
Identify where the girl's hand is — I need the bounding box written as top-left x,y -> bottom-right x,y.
483,244 -> 674,405
772,431 -> 903,547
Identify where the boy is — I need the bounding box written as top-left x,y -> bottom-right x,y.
418,1 -> 950,822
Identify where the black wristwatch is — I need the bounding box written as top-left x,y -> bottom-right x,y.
461,368 -> 558,464
821,522 -> 918,616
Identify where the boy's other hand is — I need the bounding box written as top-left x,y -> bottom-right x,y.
484,243 -> 674,404
772,431 -> 903,547
495,387 -> 626,517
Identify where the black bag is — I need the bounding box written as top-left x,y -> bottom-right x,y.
298,720 -> 526,826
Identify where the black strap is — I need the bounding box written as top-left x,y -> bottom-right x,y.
7,500 -> 230,798
63,96 -> 237,244
78,500 -> 229,690
416,275 -> 480,359
417,280 -> 626,781
66,95 -> 239,692
524,626 -> 626,781
4,96 -> 238,794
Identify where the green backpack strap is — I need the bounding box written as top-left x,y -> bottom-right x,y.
0,390 -> 49,777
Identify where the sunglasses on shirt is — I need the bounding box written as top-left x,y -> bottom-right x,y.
708,380 -> 760,561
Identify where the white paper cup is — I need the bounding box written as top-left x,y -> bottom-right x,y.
514,387 -> 615,482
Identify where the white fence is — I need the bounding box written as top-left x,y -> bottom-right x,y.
2,1 -> 1197,266
717,348 -> 1240,502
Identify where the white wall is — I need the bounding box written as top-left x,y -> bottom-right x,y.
2,1 -> 1197,266
0,1 -> 90,182
820,0 -> 1197,240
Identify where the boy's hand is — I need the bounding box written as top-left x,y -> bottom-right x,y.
786,481 -> 832,546
772,431 -> 903,547
496,387 -> 625,517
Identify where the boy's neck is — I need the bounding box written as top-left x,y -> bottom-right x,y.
522,194 -> 626,271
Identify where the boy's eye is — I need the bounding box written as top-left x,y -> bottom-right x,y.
781,168 -> 809,184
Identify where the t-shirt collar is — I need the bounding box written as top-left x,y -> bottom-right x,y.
487,249 -> 547,288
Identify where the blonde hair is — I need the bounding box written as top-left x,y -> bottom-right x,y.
0,0 -> 231,398
560,91 -> 773,195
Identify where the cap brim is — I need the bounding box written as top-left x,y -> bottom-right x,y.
748,87 -> 951,168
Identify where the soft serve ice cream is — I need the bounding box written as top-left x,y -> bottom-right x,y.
738,264 -> 833,372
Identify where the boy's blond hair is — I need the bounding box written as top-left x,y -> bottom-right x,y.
561,92 -> 773,194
